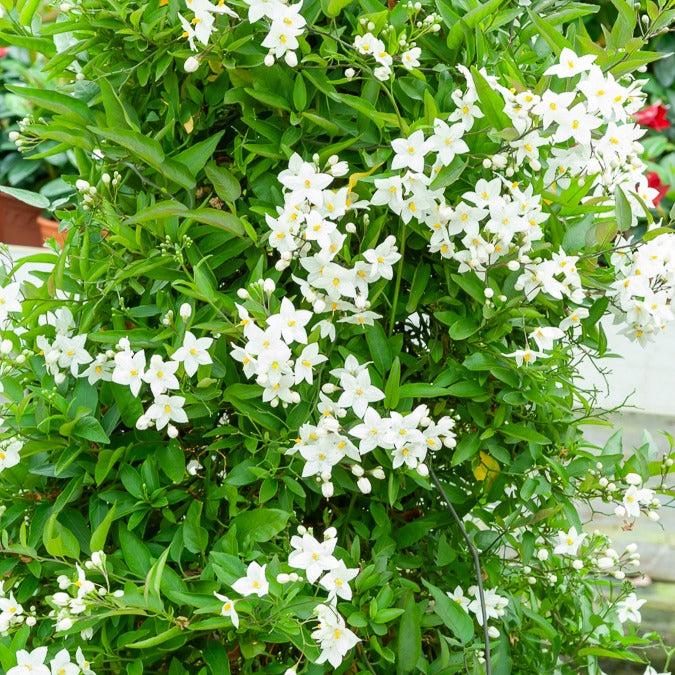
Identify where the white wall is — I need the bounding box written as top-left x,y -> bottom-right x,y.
577,320 -> 675,417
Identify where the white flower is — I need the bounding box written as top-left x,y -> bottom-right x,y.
0,592 -> 23,632
49,649 -> 79,675
391,130 -> 432,173
528,326 -> 564,351
505,348 -> 544,367
112,349 -> 146,396
7,648 -> 50,675
447,585 -> 470,612
53,334 -> 93,375
553,526 -> 586,556
543,48 -> 597,78
294,343 -> 327,385
312,605 -> 360,668
337,367 -> 385,418
0,282 -> 22,320
75,648 -> 96,675
363,235 -> 401,281
145,394 -> 188,430
401,46 -> 421,70
171,331 -> 214,376
616,592 -> 646,623
232,561 -> 269,597
467,587 -> 509,625
214,592 -> 239,628
142,354 -> 180,396
319,561 -> 359,601
267,297 -> 313,344
428,119 -> 469,166
288,532 -> 339,583
0,439 -> 21,473
186,459 -> 203,475
643,666 -> 669,675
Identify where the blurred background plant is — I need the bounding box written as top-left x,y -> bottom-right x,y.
0,44 -> 73,203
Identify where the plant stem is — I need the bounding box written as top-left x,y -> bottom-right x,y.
388,221 -> 407,336
429,467 -> 492,675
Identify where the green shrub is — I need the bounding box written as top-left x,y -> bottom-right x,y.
0,0 -> 674,673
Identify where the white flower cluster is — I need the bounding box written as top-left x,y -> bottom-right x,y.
29,306 -> 213,437
178,0 -> 307,68
372,52 -> 673,351
213,526 -> 360,668
611,472 -> 660,521
263,152 -> 396,327
448,585 -> 508,635
7,646 -> 95,675
608,234 -> 675,343
352,6 -> 440,81
179,0 -> 237,52
290,358 -> 457,495
49,553 -> 123,633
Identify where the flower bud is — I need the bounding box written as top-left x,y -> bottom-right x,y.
324,526 -> 337,539
371,466 -> 386,480
572,559 -> 583,570
0,339 -> 12,355
179,303 -> 192,320
357,477 -> 372,494
321,481 -> 334,498
264,54 -> 275,67
167,425 -> 179,439
536,549 -> 548,562
284,51 -> 298,67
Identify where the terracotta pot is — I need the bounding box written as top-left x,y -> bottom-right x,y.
37,215 -> 66,246
0,192 -> 44,246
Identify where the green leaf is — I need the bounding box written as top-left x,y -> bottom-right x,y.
366,322 -> 392,375
0,186 -> 49,209
119,525 -> 153,577
397,592 -> 421,674
429,158 -> 468,190
398,383 -> 452,399
384,356 -> 401,409
44,513 -> 80,559
231,508 -> 290,544
422,580 -> 474,644
446,0 -> 505,50
526,9 -> 574,53
183,208 -> 245,237
183,501 -> 209,554
470,68 -> 510,131
292,73 -> 308,111
500,424 -> 551,445
173,131 -> 225,176
448,318 -> 480,340
157,443 -> 185,483
89,126 -> 164,165
90,504 -> 116,552
6,84 -> 92,122
73,416 -> 110,444
204,162 -> 242,203
144,546 -> 171,607
614,185 -> 632,231
406,263 -> 430,313
126,626 -> 183,649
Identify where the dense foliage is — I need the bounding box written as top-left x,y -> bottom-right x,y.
0,0 -> 674,673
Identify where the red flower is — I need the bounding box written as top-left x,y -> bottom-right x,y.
634,103 -> 670,131
0,47 -> 9,58
647,171 -> 670,206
